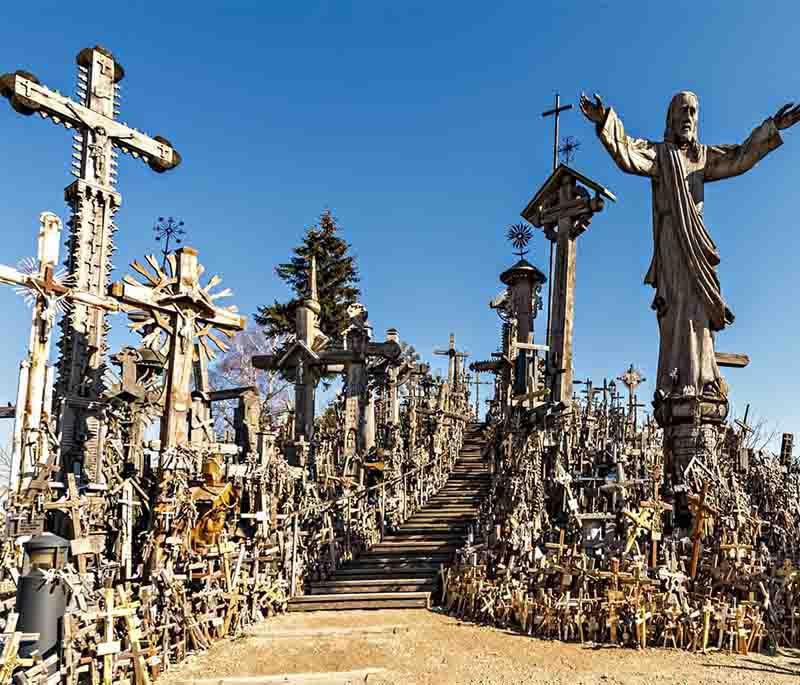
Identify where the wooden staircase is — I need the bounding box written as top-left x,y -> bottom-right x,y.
289,424 -> 489,611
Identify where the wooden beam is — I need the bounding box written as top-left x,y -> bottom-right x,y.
715,352 -> 750,369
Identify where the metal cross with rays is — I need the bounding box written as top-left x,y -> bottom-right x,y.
110,247 -> 245,451
558,135 -> 581,164
153,216 -> 186,269
506,223 -> 533,259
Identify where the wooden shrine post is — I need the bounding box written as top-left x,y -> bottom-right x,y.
496,243 -> 547,403
522,165 -> 615,404
1,45 -> 180,483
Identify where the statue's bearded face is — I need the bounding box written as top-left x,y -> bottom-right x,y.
668,93 -> 699,145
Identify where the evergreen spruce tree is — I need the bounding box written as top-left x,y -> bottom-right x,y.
255,209 -> 361,346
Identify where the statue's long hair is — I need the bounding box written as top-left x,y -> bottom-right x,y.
664,91 -> 702,162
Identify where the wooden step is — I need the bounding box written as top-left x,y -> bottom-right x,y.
408,513 -> 476,520
310,578 -> 435,594
356,549 -> 454,560
395,526 -> 466,535
331,554 -> 440,580
334,568 -> 440,580
288,591 -> 430,612
385,533 -> 464,542
369,543 -> 458,553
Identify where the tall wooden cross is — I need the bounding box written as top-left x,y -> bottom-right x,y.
0,213 -> 119,492
1,45 -> 181,483
618,364 -> 646,431
434,333 -> 469,388
469,371 -> 491,419
688,483 -> 719,578
522,167 -> 615,403
110,248 -> 245,453
541,93 -> 573,349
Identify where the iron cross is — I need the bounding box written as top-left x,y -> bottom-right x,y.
541,93 -> 573,171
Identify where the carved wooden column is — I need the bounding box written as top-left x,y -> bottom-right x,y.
12,213 -> 62,491
499,257 -> 546,400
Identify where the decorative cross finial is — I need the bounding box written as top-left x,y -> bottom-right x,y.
558,135 -> 581,164
506,223 -> 533,259
153,216 -> 186,269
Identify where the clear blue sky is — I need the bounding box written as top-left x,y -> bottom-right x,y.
1,1 -> 798,440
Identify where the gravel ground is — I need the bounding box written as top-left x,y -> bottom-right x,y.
160,608 -> 800,685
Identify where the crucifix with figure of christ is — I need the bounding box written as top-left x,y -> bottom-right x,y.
110,247 -> 245,455
0,213 -> 120,493
1,45 -> 181,484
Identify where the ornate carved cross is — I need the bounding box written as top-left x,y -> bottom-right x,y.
110,248 -> 245,453
434,333 -> 469,388
1,45 -> 180,483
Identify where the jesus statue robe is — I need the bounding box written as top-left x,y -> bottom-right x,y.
594,107 -> 782,399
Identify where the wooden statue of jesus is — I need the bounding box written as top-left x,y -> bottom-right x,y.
580,91 -> 800,413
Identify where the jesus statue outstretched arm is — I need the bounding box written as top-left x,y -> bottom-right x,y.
580,93 -> 658,178
704,119 -> 783,182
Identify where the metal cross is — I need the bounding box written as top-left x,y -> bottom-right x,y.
558,135 -> 581,164
541,93 -> 573,172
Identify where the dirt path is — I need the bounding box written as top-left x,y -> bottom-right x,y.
161,608 -> 800,685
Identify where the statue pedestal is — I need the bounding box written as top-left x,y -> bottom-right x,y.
656,392 -> 727,528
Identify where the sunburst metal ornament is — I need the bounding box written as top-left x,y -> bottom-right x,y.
558,135 -> 581,164
506,223 -> 533,259
153,216 -> 186,269
121,253 -> 237,362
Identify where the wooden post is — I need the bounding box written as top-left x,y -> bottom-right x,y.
290,514 -> 299,598
379,483 -> 386,539
345,499 -> 352,559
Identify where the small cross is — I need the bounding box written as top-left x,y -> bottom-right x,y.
558,135 -> 581,164
0,613 -> 40,680
544,528 -> 569,564
687,483 -> 719,578
597,558 -> 633,591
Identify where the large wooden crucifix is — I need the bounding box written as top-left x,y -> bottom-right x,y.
110,248 -> 245,454
0,213 -> 119,492
1,45 -> 181,483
